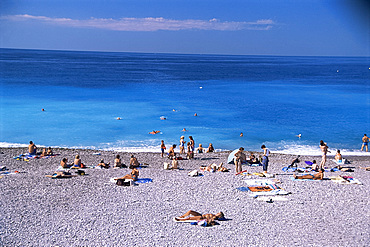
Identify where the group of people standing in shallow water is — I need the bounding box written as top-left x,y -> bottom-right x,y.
160,135 -> 215,160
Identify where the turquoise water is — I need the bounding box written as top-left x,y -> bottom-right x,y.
0,48 -> 369,155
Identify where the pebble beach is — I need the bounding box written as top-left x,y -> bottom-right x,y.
0,147 -> 369,246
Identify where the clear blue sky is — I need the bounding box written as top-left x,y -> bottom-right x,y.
0,0 -> 369,56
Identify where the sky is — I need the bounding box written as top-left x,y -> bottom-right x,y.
0,0 -> 369,56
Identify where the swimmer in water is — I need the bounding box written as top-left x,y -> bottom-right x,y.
149,130 -> 161,135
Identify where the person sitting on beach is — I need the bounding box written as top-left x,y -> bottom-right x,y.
246,152 -> 259,164
187,142 -> 194,160
168,144 -> 177,159
115,167 -> 139,181
28,141 -> 37,155
234,147 -> 246,174
114,154 -> 126,168
335,150 -> 342,162
288,156 -> 300,169
60,158 -> 71,168
311,160 -> 318,171
174,210 -> 225,226
46,147 -> 53,156
293,169 -> 324,180
206,143 -> 214,153
41,148 -> 48,156
73,155 -> 82,167
129,155 -> 140,168
196,144 -> 204,153
97,159 -> 110,169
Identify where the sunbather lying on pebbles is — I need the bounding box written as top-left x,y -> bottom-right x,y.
174,210 -> 225,226
97,159 -> 110,169
115,167 -> 139,181
199,162 -> 228,172
359,167 -> 370,171
294,169 -> 324,180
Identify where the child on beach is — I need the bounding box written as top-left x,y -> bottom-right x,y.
161,140 -> 166,158
187,142 -> 194,160
41,148 -> 48,156
47,147 -> 53,156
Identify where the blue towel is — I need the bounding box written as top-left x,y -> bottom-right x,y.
135,178 -> 153,183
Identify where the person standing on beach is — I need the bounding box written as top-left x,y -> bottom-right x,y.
28,141 -> 37,155
319,140 -> 330,170
179,136 -> 186,154
261,145 -> 270,173
361,134 -> 369,152
189,136 -> 195,152
160,140 -> 166,157
234,147 -> 246,174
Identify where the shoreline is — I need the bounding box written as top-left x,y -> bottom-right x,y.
1,147 -> 369,246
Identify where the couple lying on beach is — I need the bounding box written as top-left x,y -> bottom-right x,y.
174,210 -> 225,226
293,169 -> 324,180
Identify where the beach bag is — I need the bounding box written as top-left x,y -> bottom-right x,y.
163,162 -> 170,170
188,170 -> 198,177
116,179 -> 130,186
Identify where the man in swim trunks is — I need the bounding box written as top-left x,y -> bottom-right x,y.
28,141 -> 37,155
129,155 -> 140,168
361,134 -> 369,152
294,169 -> 324,180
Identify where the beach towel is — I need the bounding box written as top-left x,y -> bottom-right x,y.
135,178 -> 153,183
243,179 -> 276,186
248,186 -> 273,192
329,176 -> 362,185
247,189 -> 291,197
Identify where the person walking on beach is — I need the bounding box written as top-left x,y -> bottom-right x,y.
261,145 -> 270,173
28,141 -> 37,155
160,140 -> 166,157
234,147 -> 246,174
319,140 -> 330,170
179,136 -> 186,154
361,134 -> 369,152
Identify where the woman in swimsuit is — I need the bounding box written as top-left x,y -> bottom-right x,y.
174,210 -> 225,225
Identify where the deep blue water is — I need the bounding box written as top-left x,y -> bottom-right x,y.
0,48 -> 369,155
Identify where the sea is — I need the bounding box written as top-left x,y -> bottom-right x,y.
0,48 -> 369,156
